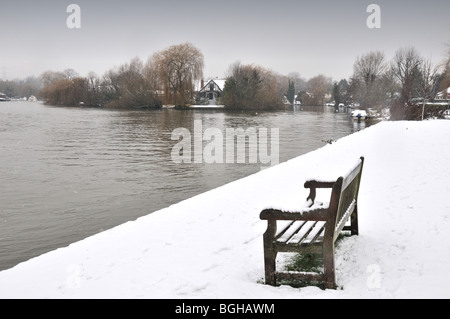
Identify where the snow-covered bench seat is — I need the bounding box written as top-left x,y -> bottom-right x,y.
260,156 -> 365,289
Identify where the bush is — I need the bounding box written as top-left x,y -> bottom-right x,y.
41,77 -> 93,106
390,99 -> 449,120
222,62 -> 285,111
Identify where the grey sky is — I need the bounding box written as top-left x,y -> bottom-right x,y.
1,0 -> 448,82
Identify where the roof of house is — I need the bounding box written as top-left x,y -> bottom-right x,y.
199,78 -> 226,92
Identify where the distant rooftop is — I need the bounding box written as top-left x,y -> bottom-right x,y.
197,78 -> 226,92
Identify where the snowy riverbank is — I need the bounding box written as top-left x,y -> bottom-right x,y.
0,120 -> 449,299
162,104 -> 225,109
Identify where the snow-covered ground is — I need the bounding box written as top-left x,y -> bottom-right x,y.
189,104 -> 225,109
162,104 -> 225,109
0,120 -> 449,299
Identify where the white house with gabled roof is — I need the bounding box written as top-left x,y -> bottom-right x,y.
198,78 -> 226,104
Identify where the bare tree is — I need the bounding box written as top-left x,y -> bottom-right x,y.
287,72 -> 307,93
86,71 -> 100,105
441,44 -> 450,92
333,79 -> 350,107
40,70 -> 66,87
354,51 -> 386,84
416,59 -> 441,120
143,57 -> 160,94
306,75 -> 331,106
98,57 -> 161,108
63,69 -> 79,81
153,43 -> 204,107
87,72 -> 99,90
392,47 -> 423,104
379,67 -> 399,105
352,51 -> 386,108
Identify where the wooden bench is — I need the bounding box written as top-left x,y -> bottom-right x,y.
260,156 -> 364,289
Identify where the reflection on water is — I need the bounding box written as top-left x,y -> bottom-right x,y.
353,119 -> 367,131
0,102 -> 368,270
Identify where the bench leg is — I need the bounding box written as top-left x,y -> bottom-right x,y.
263,248 -> 277,286
350,205 -> 359,236
263,221 -> 277,286
323,239 -> 336,289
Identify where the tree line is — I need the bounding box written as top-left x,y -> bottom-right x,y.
39,43 -> 204,109
37,49 -> 293,111
3,42 -> 449,118
333,46 -> 450,120
0,77 -> 42,99
35,43 -> 293,111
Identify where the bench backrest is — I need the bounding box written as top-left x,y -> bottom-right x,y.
328,157 -> 364,240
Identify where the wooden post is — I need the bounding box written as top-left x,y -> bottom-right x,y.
323,237 -> 336,289
350,204 -> 359,235
322,177 -> 342,289
263,220 -> 277,285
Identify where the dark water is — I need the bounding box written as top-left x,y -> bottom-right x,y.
0,101 -> 367,271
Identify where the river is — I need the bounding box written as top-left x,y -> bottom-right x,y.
0,101 -> 368,271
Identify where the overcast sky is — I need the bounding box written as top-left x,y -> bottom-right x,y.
1,0 -> 448,82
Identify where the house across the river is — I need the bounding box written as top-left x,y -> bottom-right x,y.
198,78 -> 226,105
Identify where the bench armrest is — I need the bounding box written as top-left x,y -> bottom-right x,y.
260,206 -> 329,221
304,180 -> 336,189
304,179 -> 336,203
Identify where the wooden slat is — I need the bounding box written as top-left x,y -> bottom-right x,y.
303,221 -> 326,244
274,242 -> 323,254
276,221 -> 306,243
341,159 -> 363,190
335,199 -> 356,237
275,221 -> 296,239
276,271 -> 324,283
287,221 -> 316,245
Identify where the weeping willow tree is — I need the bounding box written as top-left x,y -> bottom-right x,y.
153,43 -> 204,107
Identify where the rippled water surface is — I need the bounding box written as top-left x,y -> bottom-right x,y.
0,101 -> 367,270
